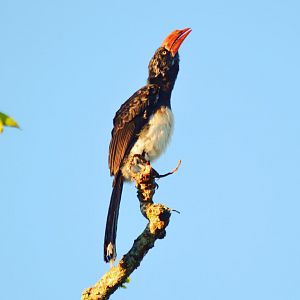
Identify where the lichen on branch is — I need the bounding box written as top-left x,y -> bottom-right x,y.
82,159 -> 179,300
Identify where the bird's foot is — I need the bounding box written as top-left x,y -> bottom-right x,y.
129,154 -> 149,178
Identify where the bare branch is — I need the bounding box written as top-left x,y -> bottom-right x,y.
82,160 -> 178,300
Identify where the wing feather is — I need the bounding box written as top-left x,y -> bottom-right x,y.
109,84 -> 160,176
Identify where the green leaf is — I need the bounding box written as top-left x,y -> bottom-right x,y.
0,112 -> 20,133
120,277 -> 131,289
125,277 -> 131,283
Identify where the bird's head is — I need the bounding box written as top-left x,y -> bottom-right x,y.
148,28 -> 191,90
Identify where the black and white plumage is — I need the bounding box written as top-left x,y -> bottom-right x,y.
104,28 -> 191,263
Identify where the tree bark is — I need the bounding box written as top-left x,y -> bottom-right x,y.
82,160 -> 177,300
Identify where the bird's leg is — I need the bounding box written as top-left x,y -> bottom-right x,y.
132,153 -> 147,162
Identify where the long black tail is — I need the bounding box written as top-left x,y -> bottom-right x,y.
104,172 -> 124,263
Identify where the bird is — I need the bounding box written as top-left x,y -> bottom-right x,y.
104,28 -> 191,263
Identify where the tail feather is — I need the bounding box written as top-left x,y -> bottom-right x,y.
104,172 -> 123,263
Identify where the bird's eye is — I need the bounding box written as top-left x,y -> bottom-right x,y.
162,50 -> 167,55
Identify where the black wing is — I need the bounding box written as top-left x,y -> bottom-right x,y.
109,84 -> 160,176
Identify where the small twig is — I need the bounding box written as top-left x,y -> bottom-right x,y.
155,160 -> 182,178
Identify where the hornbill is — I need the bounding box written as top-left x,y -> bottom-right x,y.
104,28 -> 191,263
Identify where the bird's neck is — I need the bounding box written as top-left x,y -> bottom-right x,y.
147,76 -> 176,108
148,75 -> 176,91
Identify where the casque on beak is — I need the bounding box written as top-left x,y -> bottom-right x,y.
161,28 -> 192,56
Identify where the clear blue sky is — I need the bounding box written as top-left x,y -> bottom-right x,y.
1,1 -> 300,299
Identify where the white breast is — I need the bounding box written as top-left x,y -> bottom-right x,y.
121,106 -> 174,179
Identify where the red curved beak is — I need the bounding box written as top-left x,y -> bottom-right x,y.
161,28 -> 192,56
